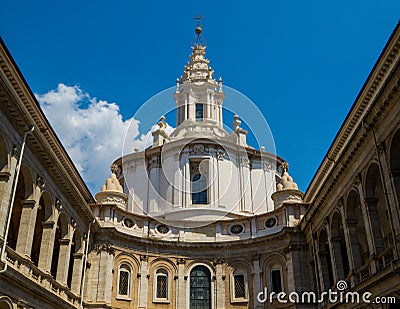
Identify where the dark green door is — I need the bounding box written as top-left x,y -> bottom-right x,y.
190,266 -> 211,309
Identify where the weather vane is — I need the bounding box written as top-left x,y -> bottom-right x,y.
193,14 -> 205,46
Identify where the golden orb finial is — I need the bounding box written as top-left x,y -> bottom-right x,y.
195,25 -> 202,36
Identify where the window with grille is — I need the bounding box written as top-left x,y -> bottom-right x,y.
155,270 -> 168,300
234,274 -> 246,298
118,264 -> 131,297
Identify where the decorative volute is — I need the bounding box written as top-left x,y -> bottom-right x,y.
271,163 -> 304,209
95,173 -> 127,209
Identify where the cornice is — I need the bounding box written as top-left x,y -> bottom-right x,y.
0,37 -> 95,223
93,225 -> 300,251
304,23 -> 400,206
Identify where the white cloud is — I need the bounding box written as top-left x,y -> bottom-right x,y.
35,83 -> 152,193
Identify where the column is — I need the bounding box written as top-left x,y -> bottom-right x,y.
70,252 -> 84,295
176,258 -> 186,308
38,220 -> 56,272
138,255 -> 149,308
15,199 -> 37,257
56,238 -> 71,285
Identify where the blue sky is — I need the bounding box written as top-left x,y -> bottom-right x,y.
1,1 -> 399,193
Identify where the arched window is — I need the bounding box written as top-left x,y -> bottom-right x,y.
117,263 -> 131,298
154,268 -> 169,301
231,268 -> 248,302
190,265 -> 211,309
270,264 -> 283,294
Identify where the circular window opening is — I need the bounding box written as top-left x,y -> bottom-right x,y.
156,224 -> 170,234
265,217 -> 277,229
230,224 -> 244,234
123,217 -> 135,228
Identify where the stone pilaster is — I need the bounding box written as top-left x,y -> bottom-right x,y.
15,199 -> 37,258
138,255 -> 149,308
70,252 -> 84,295
38,220 -> 56,272
330,237 -> 345,281
87,244 -> 114,305
364,197 -> 385,255
0,157 -> 16,236
56,238 -> 71,285
176,258 -> 186,308
184,156 -> 190,207
252,256 -> 261,308
214,258 -> 225,309
345,219 -> 363,271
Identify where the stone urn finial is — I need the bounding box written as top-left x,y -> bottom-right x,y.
95,173 -> 128,209
271,163 -> 303,209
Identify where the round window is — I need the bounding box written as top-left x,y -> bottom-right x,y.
230,224 -> 244,234
122,217 -> 135,228
156,224 -> 170,234
265,217 -> 277,228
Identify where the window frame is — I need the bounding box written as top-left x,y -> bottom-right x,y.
190,159 -> 209,205
195,103 -> 204,122
269,264 -> 283,294
117,263 -> 132,300
230,269 -> 249,303
153,268 -> 170,303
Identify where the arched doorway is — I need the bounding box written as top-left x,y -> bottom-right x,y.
190,265 -> 211,309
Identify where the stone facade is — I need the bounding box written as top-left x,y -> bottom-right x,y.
0,22 -> 399,309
